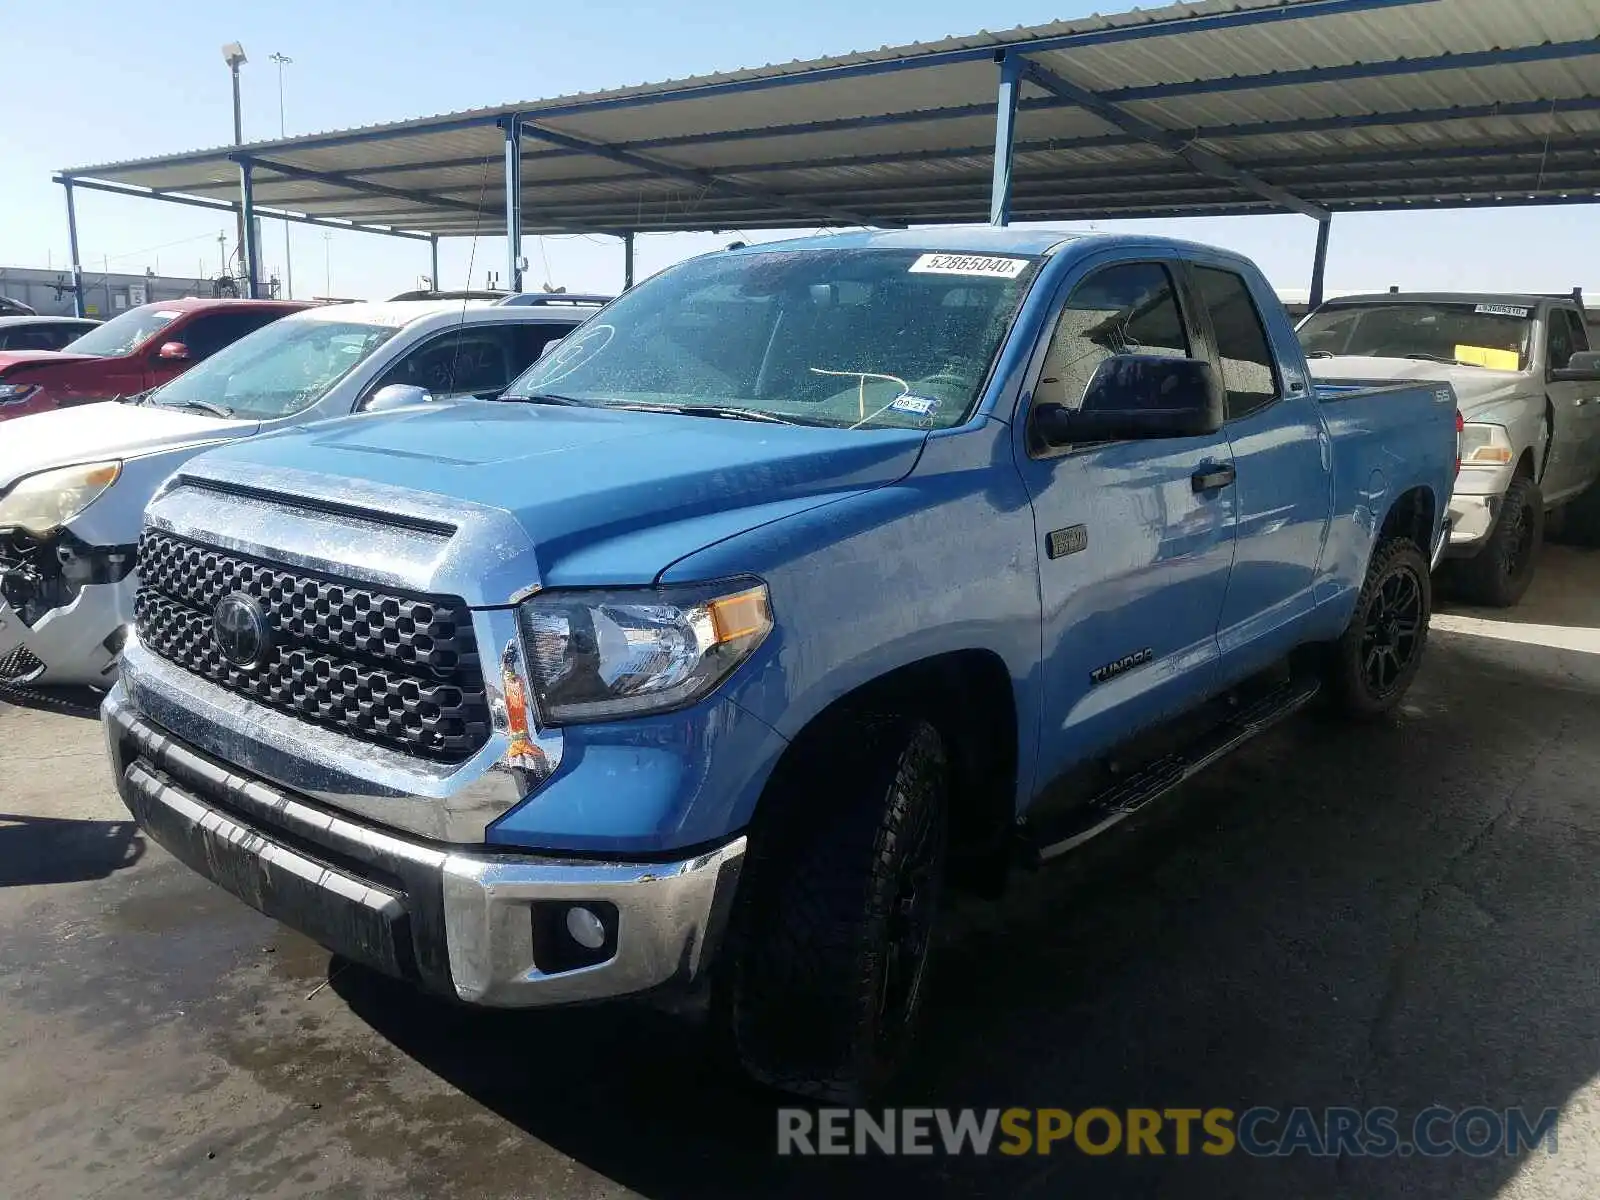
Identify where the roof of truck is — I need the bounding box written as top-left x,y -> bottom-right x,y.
289,298 -> 600,327
1316,292 -> 1583,309
727,225 -> 1267,261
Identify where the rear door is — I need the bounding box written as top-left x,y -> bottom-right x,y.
1013,253 -> 1238,786
1190,261 -> 1332,681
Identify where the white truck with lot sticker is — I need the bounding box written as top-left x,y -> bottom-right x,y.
1299,291 -> 1600,606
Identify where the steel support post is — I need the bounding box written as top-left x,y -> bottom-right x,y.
990,52 -> 1023,226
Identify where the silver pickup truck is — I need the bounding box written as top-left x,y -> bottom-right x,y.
1300,292 -> 1600,606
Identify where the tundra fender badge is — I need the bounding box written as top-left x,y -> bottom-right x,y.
1047,524 -> 1089,559
1090,648 -> 1153,686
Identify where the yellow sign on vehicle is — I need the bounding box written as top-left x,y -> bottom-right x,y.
1454,344 -> 1519,370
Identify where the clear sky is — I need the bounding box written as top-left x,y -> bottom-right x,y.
3,0 -> 1596,301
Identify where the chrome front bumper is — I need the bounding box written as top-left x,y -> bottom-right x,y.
1445,493 -> 1498,556
104,688 -> 746,1007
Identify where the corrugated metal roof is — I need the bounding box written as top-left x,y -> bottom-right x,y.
60,0 -> 1600,238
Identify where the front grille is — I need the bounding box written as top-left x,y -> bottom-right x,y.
134,530 -> 491,762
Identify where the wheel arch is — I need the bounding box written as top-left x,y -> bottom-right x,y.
750,648 -> 1020,892
1376,485 -> 1437,558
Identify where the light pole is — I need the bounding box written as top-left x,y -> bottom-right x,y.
222,42 -> 248,288
323,231 -> 332,297
269,52 -> 293,299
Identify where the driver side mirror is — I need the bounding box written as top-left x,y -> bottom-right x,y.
156,341 -> 191,361
364,383 -> 434,413
1034,355 -> 1225,447
1550,349 -> 1600,384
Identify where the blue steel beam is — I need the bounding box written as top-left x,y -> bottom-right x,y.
696,97 -> 1600,182
502,117 -> 525,290
990,53 -> 1023,225
1309,217 -> 1333,308
54,174 -> 435,242
239,158 -> 260,298
1017,56 -> 1329,219
513,118 -> 895,228
236,154 -> 498,218
1101,38 -> 1600,103
325,139 -> 1600,228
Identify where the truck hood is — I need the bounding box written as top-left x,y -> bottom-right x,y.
185,401 -> 928,591
1308,355 -> 1527,420
0,401 -> 258,488
0,349 -> 100,374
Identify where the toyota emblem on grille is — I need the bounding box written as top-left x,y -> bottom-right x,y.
213,592 -> 270,668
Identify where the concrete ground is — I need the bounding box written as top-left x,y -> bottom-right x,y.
3,544 -> 1599,1199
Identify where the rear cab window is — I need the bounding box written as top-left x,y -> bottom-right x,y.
1194,266 -> 1281,420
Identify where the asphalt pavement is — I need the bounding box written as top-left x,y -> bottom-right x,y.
2,544 -> 1598,1199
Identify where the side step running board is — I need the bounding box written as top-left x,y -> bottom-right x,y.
1024,676 -> 1322,865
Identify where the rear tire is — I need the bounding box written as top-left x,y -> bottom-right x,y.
1326,538 -> 1432,720
1458,476 -> 1543,607
715,716 -> 949,1103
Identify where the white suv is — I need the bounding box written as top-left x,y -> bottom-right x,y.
0,298 -> 601,688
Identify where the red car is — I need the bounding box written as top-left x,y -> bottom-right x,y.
0,297 -> 309,421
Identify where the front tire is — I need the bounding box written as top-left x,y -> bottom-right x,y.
1457,476 -> 1543,607
1327,537 -> 1432,720
716,716 -> 949,1103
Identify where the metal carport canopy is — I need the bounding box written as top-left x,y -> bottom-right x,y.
56,0 -> 1600,300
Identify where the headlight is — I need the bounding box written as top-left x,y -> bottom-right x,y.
0,461 -> 122,534
518,579 -> 773,724
1459,422 -> 1515,466
0,383 -> 40,405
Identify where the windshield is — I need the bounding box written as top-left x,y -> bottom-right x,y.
62,305 -> 182,357
150,318 -> 398,419
504,247 -> 1041,429
1299,302 -> 1534,370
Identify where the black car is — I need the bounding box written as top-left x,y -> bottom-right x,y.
0,315 -> 102,352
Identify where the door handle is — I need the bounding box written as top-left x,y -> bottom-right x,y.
1192,463 -> 1236,493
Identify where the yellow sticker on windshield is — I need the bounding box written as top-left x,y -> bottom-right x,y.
1454,344 -> 1519,370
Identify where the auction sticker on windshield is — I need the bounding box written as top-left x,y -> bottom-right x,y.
909,254 -> 1030,279
1474,304 -> 1530,318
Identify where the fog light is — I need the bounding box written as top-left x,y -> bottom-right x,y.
565,905 -> 607,951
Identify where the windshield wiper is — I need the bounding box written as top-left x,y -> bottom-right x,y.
1404,352 -> 1476,366
159,399 -> 234,418
500,391 -> 588,406
606,402 -> 807,426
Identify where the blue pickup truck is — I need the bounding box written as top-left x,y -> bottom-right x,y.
102,227 -> 1457,1101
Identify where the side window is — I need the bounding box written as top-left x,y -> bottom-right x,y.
1548,309 -> 1588,369
507,323 -> 575,375
1034,262 -> 1189,411
368,328 -> 516,400
177,311 -> 283,361
1194,267 -> 1280,420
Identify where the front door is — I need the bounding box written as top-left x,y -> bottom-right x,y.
1013,256 -> 1238,789
1545,307 -> 1600,501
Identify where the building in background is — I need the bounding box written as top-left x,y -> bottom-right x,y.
0,265 -> 281,318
